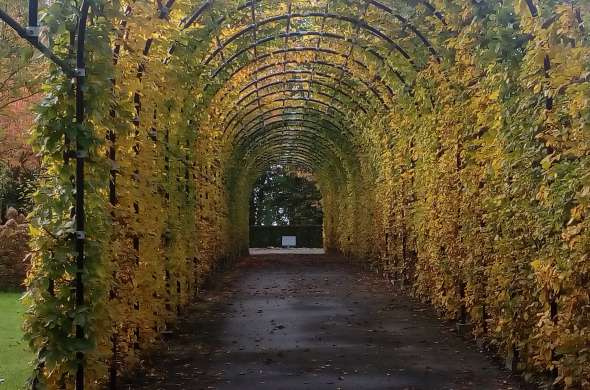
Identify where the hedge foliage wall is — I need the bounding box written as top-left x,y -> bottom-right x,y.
23,2 -> 244,388
322,2 -> 590,387
16,0 -> 590,388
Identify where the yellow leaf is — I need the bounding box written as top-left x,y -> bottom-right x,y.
540,154 -> 553,170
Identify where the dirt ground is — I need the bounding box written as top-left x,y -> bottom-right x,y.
123,253 -> 522,390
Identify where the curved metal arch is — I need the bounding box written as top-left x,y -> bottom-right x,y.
237,131 -> 345,163
230,85 -> 367,127
211,31 -> 414,80
234,72 -> 373,110
249,144 -> 336,169
230,88 -> 361,127
236,118 -> 348,146
224,56 -> 395,102
235,111 -> 350,142
247,145 -> 351,178
249,148 -> 325,169
246,142 -> 353,175
239,69 -> 348,95
227,60 -> 393,108
245,131 -> 352,161
214,46 -> 401,102
204,18 -> 413,67
234,0 -> 448,28
185,0 -> 447,30
184,0 -> 444,56
238,140 -> 350,177
204,12 -> 434,62
233,120 -> 353,151
234,125 -> 352,157
249,154 -> 316,173
227,105 -> 352,139
234,78 -> 370,113
238,126 -> 343,147
226,96 -> 347,134
234,67 -> 383,107
226,101 -> 351,139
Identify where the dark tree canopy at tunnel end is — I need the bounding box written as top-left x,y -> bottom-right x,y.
249,165 -> 322,226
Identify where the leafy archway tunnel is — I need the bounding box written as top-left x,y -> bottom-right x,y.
2,0 -> 589,388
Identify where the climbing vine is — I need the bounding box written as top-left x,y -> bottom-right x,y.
324,1 -> 590,387
7,0 -> 588,388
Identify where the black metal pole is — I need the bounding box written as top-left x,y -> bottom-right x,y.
75,2 -> 90,390
27,0 -> 37,24
27,0 -> 38,44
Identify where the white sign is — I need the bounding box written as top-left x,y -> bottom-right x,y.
281,235 -> 296,247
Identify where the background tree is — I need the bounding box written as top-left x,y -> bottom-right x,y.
0,0 -> 43,220
249,165 -> 323,226
0,0 -> 44,112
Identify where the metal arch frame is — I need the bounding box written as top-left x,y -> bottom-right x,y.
211,46 -> 400,122
181,0 -> 441,121
226,98 -> 347,140
236,119 -> 347,146
233,120 -> 352,152
211,31 -> 414,80
240,127 -> 346,149
225,96 -> 348,134
233,0 -> 447,28
236,135 -> 351,172
180,0 -> 447,132
249,146 -> 350,172
184,0 -> 443,60
227,105 -> 352,140
184,0 -> 448,31
246,135 -> 340,157
249,154 -> 317,172
234,73 -> 373,111
243,131 -> 353,163
249,144 -> 335,170
204,17 -> 413,67
215,64 -> 386,136
237,68 -> 377,105
249,149 -> 326,169
235,114 -> 349,143
187,0 -> 443,112
247,153 -> 348,182
234,88 -> 357,115
218,46 -> 400,96
226,102 -> 352,140
236,131 -> 344,162
234,79 -> 369,113
229,87 -> 367,127
224,55 -> 396,102
247,144 -> 351,177
235,124 -> 354,156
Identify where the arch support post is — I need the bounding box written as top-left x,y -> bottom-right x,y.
0,1 -> 90,388
74,2 -> 90,389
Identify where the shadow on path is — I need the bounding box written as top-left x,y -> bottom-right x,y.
123,254 -> 521,390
